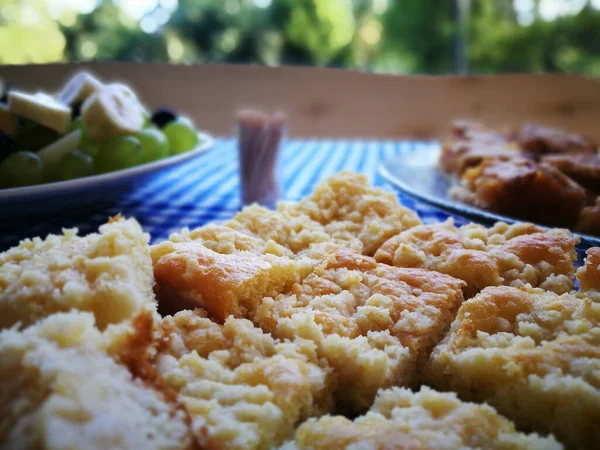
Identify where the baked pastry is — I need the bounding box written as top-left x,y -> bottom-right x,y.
155,309 -> 332,450
542,153 -> 600,193
0,311 -> 191,450
441,121 -> 525,176
279,172 -> 421,255
442,121 -> 600,235
225,204 -> 363,259
424,285 -> 600,450
517,123 -> 597,156
576,197 -> 600,235
451,159 -> 586,228
254,250 -> 465,413
151,237 -> 304,322
281,386 -> 561,450
0,217 -> 157,331
374,219 -> 577,297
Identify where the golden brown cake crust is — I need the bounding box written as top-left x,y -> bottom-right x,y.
227,204 -> 359,257
152,239 -> 303,322
255,250 -> 465,413
150,172 -> 423,323
425,285 -> 600,450
374,219 -> 577,297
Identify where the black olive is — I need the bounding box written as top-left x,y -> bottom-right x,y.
151,107 -> 177,128
71,101 -> 83,118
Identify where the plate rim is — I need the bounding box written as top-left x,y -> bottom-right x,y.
0,132 -> 214,199
379,148 -> 600,249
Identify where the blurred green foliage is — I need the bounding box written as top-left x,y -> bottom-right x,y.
0,0 -> 599,76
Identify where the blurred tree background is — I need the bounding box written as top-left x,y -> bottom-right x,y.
0,0 -> 599,76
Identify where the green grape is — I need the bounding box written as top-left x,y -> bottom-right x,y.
57,150 -> 95,181
70,116 -> 100,157
72,119 -> 100,157
80,131 -> 100,157
137,129 -> 169,163
143,111 -> 152,128
96,136 -> 142,173
0,151 -> 45,188
70,117 -> 84,132
163,117 -> 199,154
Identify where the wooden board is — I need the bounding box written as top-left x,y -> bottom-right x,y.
1,62 -> 599,139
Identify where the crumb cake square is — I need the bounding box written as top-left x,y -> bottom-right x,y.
155,309 -> 333,450
279,172 -> 421,255
375,219 -> 577,297
226,204 -> 362,258
424,285 -> 600,450
0,217 -> 157,330
254,250 -> 465,413
0,311 -> 191,450
280,386 -> 561,450
151,238 -> 306,322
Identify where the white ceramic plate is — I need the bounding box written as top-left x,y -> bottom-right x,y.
0,132 -> 214,220
379,143 -> 600,249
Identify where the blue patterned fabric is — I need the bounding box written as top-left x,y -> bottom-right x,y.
0,138 -> 463,251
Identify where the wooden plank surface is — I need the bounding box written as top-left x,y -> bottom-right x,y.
1,62 -> 599,139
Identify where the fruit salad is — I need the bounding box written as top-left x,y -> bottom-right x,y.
0,71 -> 204,189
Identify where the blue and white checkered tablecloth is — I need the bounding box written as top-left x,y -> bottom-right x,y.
0,139 -> 462,251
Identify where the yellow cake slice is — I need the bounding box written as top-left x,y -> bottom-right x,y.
375,219 -> 577,297
155,309 -> 333,450
151,236 -> 307,321
0,311 -> 192,450
280,386 -> 561,450
279,172 -> 421,255
254,250 -> 465,414
0,217 -> 156,331
424,285 -> 600,450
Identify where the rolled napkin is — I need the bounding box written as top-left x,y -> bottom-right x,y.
237,109 -> 285,209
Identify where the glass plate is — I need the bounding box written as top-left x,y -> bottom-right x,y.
379,143 -> 600,249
